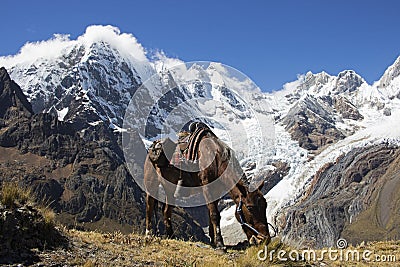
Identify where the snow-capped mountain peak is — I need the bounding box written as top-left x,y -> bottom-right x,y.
378,56 -> 400,99
379,56 -> 400,87
0,25 -> 148,70
0,25 -> 159,128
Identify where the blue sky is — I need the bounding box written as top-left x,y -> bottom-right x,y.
1,0 -> 399,92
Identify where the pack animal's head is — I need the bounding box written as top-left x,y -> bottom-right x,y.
148,138 -> 176,167
236,182 -> 271,245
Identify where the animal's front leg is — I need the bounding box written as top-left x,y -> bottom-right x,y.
207,201 -> 225,249
145,194 -> 156,236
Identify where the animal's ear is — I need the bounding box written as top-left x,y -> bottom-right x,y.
148,147 -> 159,162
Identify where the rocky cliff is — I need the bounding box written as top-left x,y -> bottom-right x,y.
279,144 -> 400,248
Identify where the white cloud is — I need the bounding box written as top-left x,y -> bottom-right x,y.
0,34 -> 74,67
78,25 -> 148,63
0,25 -> 148,68
152,50 -> 185,72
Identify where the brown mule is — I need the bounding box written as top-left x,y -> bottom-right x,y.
144,129 -> 271,249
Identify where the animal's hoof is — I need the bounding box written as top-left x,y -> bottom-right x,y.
249,235 -> 267,246
214,246 -> 227,254
145,229 -> 153,236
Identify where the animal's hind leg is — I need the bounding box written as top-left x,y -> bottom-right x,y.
162,190 -> 175,238
208,215 -> 215,244
207,201 -> 225,249
163,203 -> 174,238
146,194 -> 156,236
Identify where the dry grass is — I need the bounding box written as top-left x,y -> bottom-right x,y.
41,231 -> 309,266
39,205 -> 56,227
0,181 -> 33,208
67,230 -> 233,266
2,183 -> 399,266
32,228 -> 400,266
0,181 -> 56,228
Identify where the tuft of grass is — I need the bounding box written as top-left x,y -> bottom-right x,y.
82,260 -> 96,267
0,181 -> 56,228
38,205 -> 56,228
0,181 -> 33,208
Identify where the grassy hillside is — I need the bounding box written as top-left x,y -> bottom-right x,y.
32,229 -> 399,266
1,181 -> 399,266
35,229 -> 302,266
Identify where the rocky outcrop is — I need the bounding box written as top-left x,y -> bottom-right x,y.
332,95 -> 364,120
334,70 -> 364,94
280,69 -> 369,153
341,152 -> 400,244
261,161 -> 290,194
0,203 -> 66,264
278,144 -> 400,249
283,95 -> 345,151
0,67 -> 33,120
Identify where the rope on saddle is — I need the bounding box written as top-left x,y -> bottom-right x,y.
186,127 -> 216,161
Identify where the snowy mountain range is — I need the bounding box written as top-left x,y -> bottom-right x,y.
1,25 -> 399,247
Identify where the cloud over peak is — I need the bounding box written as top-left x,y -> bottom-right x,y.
0,25 -> 148,67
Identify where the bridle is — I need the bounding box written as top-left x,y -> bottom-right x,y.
236,199 -> 277,239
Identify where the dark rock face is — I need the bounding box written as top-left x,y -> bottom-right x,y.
279,144 -> 399,249
383,107 -> 392,116
282,92 -> 365,152
283,95 -> 345,151
332,96 -> 364,120
0,67 -> 33,119
0,72 -> 145,229
0,68 -> 207,241
261,161 -> 290,194
340,153 -> 400,245
280,70 -> 368,152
